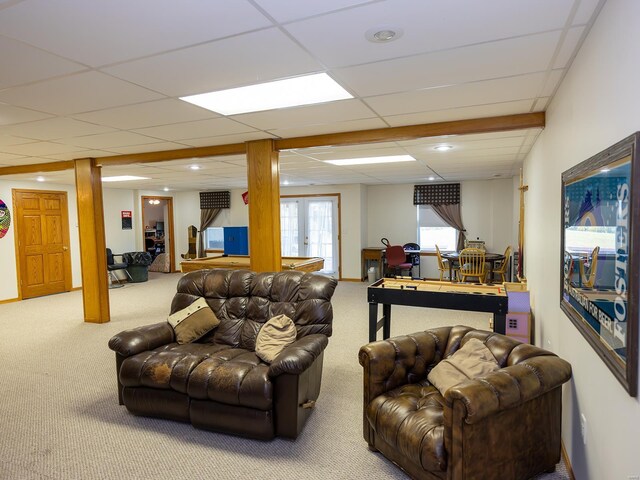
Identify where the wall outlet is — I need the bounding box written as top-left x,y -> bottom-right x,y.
580,413 -> 587,445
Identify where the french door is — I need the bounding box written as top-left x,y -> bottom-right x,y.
280,196 -> 339,276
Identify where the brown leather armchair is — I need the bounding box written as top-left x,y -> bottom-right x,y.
359,325 -> 572,479
109,269 -> 337,440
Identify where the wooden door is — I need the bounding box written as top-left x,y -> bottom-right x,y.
13,190 -> 72,299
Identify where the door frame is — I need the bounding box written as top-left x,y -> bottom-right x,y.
280,193 -> 342,279
141,195 -> 175,272
12,188 -> 73,300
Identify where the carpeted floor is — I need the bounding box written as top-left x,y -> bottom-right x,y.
0,273 -> 570,479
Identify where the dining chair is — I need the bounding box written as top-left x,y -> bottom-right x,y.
385,245 -> 413,277
106,248 -> 132,288
491,245 -> 512,283
458,247 -> 486,283
435,244 -> 457,281
579,246 -> 600,288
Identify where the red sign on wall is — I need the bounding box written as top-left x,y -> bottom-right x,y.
121,210 -> 132,230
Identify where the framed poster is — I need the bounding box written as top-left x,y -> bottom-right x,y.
561,132 -> 639,396
121,210 -> 132,230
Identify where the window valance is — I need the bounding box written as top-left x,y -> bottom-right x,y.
413,183 -> 460,205
200,191 -> 230,209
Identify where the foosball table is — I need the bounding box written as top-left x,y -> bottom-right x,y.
367,278 -> 509,341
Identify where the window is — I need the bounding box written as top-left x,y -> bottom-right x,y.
204,227 -> 224,249
417,205 -> 457,251
565,225 -> 615,254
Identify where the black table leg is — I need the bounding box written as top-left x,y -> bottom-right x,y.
369,302 -> 378,342
382,303 -> 391,339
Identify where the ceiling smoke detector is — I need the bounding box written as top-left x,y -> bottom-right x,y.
366,26 -> 403,43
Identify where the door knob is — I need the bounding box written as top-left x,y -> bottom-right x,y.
63,246 -> 68,251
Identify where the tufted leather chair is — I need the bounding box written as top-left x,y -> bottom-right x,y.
359,325 -> 572,480
109,269 -> 337,440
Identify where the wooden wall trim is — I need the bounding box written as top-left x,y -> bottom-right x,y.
75,158 -> 110,323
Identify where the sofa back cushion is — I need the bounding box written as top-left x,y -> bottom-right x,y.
170,269 -> 337,350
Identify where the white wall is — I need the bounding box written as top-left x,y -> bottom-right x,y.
524,1 -> 640,478
366,180 -> 517,278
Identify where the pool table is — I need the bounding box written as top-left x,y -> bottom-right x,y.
180,254 -> 324,273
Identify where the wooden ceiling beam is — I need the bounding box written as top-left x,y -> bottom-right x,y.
0,160 -> 74,175
275,112 -> 545,150
97,143 -> 247,167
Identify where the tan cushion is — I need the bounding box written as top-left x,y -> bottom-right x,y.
255,314 -> 297,363
167,297 -> 220,344
427,338 -> 499,395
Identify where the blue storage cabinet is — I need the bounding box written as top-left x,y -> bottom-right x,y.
223,226 -> 249,255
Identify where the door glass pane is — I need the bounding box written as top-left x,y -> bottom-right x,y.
280,201 -> 299,256
307,200 -> 334,273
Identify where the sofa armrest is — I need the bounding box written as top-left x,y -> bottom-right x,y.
358,331 -> 440,400
446,355 -> 572,424
108,321 -> 175,358
268,334 -> 328,377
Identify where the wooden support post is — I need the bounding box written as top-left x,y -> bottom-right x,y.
75,158 -> 110,323
246,139 -> 282,272
518,169 -> 529,282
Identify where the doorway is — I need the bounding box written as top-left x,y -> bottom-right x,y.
280,194 -> 341,277
12,189 -> 72,299
141,196 -> 175,272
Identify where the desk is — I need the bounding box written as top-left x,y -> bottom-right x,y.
361,247 -> 385,280
368,278 -> 508,341
441,251 -> 505,283
180,255 -> 324,273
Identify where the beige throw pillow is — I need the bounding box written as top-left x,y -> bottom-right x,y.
255,314 -> 297,363
167,297 -> 220,345
427,338 -> 499,395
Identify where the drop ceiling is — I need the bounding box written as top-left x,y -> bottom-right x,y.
0,0 -> 604,190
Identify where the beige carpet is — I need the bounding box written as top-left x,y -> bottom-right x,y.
0,273 -> 569,479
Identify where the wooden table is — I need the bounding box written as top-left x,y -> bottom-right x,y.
367,278 -> 508,341
441,251 -> 506,283
180,255 -> 324,273
361,247 -> 385,280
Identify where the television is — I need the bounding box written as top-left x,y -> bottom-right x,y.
155,221 -> 164,236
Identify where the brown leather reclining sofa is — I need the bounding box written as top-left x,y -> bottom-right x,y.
108,269 -> 337,440
359,325 -> 572,480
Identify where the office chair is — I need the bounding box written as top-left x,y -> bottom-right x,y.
385,245 -> 413,277
106,248 -> 132,288
145,237 -> 156,257
458,247 -> 486,283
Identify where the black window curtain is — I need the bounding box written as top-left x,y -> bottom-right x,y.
414,184 -> 467,251
198,191 -> 230,257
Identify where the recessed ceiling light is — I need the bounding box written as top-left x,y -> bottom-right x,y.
365,26 -> 404,43
180,73 -> 353,115
434,145 -> 453,151
324,155 -> 415,166
163,187 -> 170,192
600,168 -> 610,173
189,165 -> 201,170
36,176 -> 45,182
102,175 -> 150,182
428,176 -> 435,181
282,180 -> 290,186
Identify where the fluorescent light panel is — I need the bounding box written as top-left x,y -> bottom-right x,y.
180,73 -> 353,115
324,155 -> 415,166
102,175 -> 150,182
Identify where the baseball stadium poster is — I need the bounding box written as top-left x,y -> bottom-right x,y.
561,132 -> 640,396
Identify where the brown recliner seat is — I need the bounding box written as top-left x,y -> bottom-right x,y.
108,269 -> 337,440
359,325 -> 572,480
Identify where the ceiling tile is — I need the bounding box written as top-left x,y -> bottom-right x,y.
254,0 -> 372,23
72,99 -> 219,130
0,0 -> 271,66
0,141 -> 89,156
60,131 -> 161,149
98,141 -> 187,155
284,0 -> 572,68
233,99 -> 376,130
573,0 -> 604,25
0,35 -> 86,88
335,31 -> 561,97
3,117 -> 114,140
134,118 -> 258,142
0,71 -> 163,115
0,103 -> 53,125
366,73 -> 545,117
179,132 -> 273,147
554,26 -> 586,69
267,117 -> 387,139
104,28 -> 322,97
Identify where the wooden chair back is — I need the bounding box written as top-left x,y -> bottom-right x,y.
492,245 -> 512,282
580,246 -> 600,288
459,248 -> 486,283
